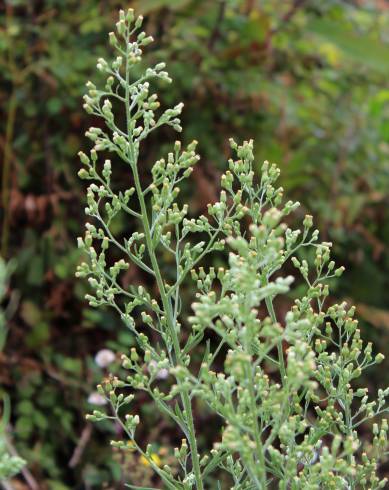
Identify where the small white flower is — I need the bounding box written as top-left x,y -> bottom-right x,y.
157,367 -> 169,379
148,360 -> 169,380
94,349 -> 116,368
88,392 -> 107,406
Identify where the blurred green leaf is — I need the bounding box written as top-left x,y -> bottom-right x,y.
20,301 -> 42,327
137,0 -> 191,14
46,481 -> 72,490
25,322 -> 50,348
308,19 -> 389,74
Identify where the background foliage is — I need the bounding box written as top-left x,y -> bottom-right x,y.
0,0 -> 388,488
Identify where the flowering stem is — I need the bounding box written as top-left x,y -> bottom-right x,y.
131,156 -> 203,488
121,23 -> 203,484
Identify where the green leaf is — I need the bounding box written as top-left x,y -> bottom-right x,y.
137,0 -> 191,14
26,254 -> 44,286
17,399 -> 34,415
45,481 -> 72,490
60,356 -> 82,375
20,301 -> 42,327
25,322 -> 50,348
308,19 -> 389,74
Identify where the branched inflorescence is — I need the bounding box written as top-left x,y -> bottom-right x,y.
77,9 -> 388,489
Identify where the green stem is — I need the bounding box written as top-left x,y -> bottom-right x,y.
123,41 -> 202,489
114,411 -> 178,490
118,25 -> 204,490
265,295 -> 286,385
131,159 -> 203,490
245,364 -> 267,488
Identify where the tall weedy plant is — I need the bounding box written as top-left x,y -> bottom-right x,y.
77,10 -> 389,489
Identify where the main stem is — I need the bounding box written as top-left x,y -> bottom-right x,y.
123,33 -> 203,489
131,161 -> 204,489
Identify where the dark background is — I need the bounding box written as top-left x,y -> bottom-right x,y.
1,0 -> 389,488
